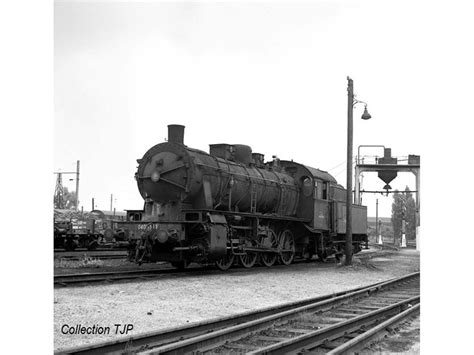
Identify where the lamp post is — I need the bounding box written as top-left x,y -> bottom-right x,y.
345,77 -> 371,266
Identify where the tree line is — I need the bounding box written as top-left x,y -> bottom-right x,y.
54,187 -> 77,209
391,186 -> 416,242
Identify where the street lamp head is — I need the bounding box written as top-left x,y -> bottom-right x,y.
361,105 -> 371,120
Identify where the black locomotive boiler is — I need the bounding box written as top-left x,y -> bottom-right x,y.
131,125 -> 367,270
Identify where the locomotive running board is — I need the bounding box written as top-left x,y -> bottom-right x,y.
181,209 -> 309,222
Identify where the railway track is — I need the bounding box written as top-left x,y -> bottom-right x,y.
55,272 -> 419,354
368,241 -> 417,251
367,243 -> 400,251
54,268 -> 186,286
54,247 -> 129,252
54,261 -> 321,286
54,251 -> 128,261
54,249 -> 391,287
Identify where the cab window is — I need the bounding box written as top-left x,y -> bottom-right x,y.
314,180 -> 322,199
301,176 -> 313,197
322,182 -> 328,199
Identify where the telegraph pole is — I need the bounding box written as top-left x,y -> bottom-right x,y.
76,160 -> 80,210
345,77 -> 354,265
345,77 -> 371,266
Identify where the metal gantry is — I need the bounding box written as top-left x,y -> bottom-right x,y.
355,147 -> 420,250
53,160 -> 80,210
54,173 -> 65,209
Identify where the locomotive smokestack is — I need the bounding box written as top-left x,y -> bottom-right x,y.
168,124 -> 185,144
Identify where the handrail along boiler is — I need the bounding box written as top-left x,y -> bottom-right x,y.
131,125 -> 367,269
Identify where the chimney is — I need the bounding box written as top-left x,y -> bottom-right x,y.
168,124 -> 185,144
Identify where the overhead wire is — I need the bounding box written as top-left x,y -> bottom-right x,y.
331,158 -> 357,178
327,160 -> 346,172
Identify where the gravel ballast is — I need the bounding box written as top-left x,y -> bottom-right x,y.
54,248 -> 420,351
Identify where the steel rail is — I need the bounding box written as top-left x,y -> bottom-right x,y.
54,250 -> 386,287
54,251 -> 392,286
54,261 -> 302,286
327,303 -> 420,354
54,259 -> 312,286
138,272 -> 419,354
54,253 -> 128,261
54,248 -> 129,252
54,268 -> 189,286
58,255 -> 127,261
54,278 -> 396,355
367,242 -> 398,250
248,297 -> 419,354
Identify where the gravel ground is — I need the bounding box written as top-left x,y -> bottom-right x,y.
54,248 -> 420,351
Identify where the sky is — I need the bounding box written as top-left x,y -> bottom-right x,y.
54,0 -> 441,217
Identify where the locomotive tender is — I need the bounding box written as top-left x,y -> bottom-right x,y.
131,125 -> 367,269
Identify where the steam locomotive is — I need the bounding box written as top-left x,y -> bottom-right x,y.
130,125 -> 367,269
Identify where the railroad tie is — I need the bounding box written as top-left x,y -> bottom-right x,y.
326,312 -> 355,319
273,327 -> 314,334
223,342 -> 257,351
292,321 -> 324,329
333,308 -> 367,315
319,340 -> 340,350
254,336 -> 291,343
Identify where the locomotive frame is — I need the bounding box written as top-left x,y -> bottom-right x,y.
129,125 -> 367,270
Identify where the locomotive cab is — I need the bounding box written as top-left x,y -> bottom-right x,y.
280,161 -> 368,260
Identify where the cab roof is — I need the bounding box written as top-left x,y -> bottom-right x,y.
303,165 -> 338,184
